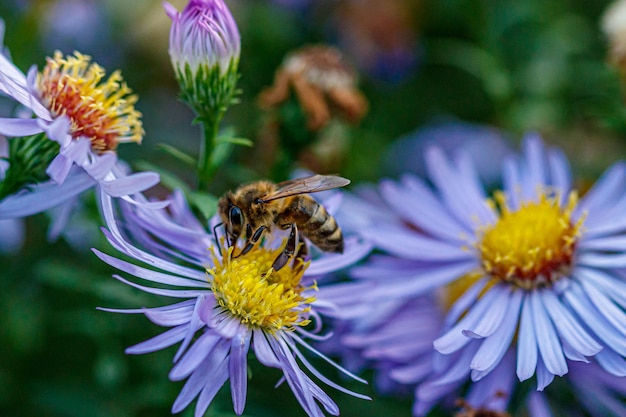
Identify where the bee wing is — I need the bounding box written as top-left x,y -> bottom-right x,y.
262,174 -> 350,202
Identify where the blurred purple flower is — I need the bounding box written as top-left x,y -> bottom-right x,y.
95,188 -> 372,417
384,121 -> 514,186
39,0 -> 113,62
323,134 -> 626,413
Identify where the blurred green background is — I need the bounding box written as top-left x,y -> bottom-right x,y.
1,0 -> 626,416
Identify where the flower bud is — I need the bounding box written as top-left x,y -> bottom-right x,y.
164,0 -> 241,121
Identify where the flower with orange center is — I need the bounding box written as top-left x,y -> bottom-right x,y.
0,42 -> 159,218
37,51 -> 143,153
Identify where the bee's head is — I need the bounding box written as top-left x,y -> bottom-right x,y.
217,193 -> 244,242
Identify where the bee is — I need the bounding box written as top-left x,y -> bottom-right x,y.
217,174 -> 350,271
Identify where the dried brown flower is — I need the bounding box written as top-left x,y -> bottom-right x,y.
258,45 -> 368,131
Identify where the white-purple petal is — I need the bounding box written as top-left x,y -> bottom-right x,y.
462,284 -> 511,339
535,356 -> 555,391
125,324 -> 189,354
169,331 -> 221,381
435,286 -> 507,354
541,288 -> 602,357
516,293 -> 538,381
171,339 -> 229,413
363,225 -> 473,262
101,171 -> 160,197
575,162 -> 626,219
0,117 -> 43,136
304,237 -> 373,276
595,349 -> 626,377
531,290 -> 568,377
229,328 -> 251,415
580,279 -> 626,337
0,170 -> 96,218
469,290 -> 522,376
564,283 -> 626,356
379,176 -> 469,242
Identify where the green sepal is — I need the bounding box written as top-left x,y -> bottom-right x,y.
176,58 -> 240,123
0,133 -> 60,201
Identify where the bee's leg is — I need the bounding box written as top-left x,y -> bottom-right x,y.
236,225 -> 267,257
293,234 -> 308,272
212,222 -> 224,256
271,223 -> 298,272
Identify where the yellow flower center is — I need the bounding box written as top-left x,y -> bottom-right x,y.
37,51 -> 143,153
208,241 -> 316,333
476,190 -> 584,289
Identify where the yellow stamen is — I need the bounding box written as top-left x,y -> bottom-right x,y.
208,241 -> 315,333
476,190 -> 584,289
37,51 -> 143,153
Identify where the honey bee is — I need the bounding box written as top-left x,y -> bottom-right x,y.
217,174 -> 350,271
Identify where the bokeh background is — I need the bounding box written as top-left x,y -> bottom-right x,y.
1,0 -> 625,416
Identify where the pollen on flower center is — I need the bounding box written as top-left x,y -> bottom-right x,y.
37,51 -> 143,153
476,190 -> 584,289
208,241 -> 316,333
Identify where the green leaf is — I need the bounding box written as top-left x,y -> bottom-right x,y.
208,140 -> 234,173
188,191 -> 218,219
216,136 -> 254,147
156,143 -> 196,167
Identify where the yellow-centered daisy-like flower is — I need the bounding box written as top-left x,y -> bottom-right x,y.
477,190 -> 585,289
96,190 -> 372,417
209,245 -> 316,333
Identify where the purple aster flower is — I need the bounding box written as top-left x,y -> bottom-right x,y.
94,187 -> 373,417
164,0 -> 240,120
322,133 -> 626,414
320,271 -> 535,416
0,38 -> 159,216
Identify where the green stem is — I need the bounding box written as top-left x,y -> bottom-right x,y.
197,116 -> 220,190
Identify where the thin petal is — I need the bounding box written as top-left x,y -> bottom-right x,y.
125,324 -> 189,354
101,172 -> 160,197
0,117 -> 43,136
541,289 -> 602,356
92,249 -> 208,288
0,171 -> 96,218
46,154 -> 73,184
170,332 -> 221,381
435,285 -> 506,354
462,285 -> 510,339
564,283 -> 626,356
531,290 -> 568,377
469,290 -> 522,376
363,225 -> 473,261
517,293 -> 538,381
380,177 -> 468,242
230,328 -> 252,415
595,349 -> 626,377
171,339 -> 229,413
